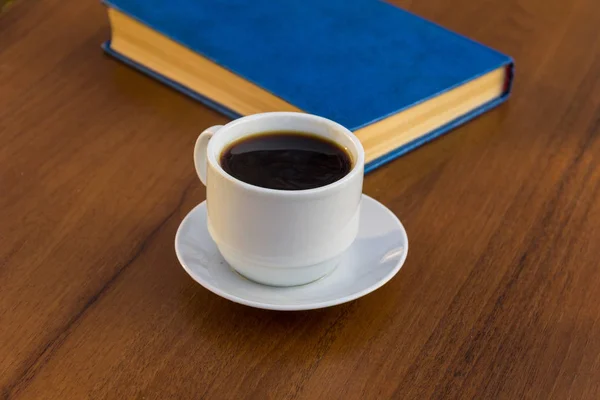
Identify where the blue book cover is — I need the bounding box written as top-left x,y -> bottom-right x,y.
103,0 -> 513,172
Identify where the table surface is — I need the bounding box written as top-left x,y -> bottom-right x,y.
2,0 -> 600,398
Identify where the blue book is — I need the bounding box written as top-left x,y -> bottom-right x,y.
103,0 -> 513,172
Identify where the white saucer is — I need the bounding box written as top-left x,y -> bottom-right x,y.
175,194 -> 408,311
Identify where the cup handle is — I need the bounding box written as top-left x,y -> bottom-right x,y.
194,125 -> 223,186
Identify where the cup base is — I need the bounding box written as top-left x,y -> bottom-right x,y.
220,250 -> 342,287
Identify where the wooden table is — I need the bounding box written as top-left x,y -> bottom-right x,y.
2,0 -> 600,398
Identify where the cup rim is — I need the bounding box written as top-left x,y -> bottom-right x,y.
206,112 -> 365,197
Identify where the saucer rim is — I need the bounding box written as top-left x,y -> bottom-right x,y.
174,194 -> 408,311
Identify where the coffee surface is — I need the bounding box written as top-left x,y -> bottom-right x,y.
220,131 -> 352,191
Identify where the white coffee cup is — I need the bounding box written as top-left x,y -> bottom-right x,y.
194,112 -> 364,286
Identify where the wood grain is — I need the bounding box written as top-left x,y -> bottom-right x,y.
1,0 -> 599,398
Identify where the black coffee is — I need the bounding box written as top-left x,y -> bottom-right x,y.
220,131 -> 352,191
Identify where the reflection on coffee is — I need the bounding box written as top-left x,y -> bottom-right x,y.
220,131 -> 352,191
